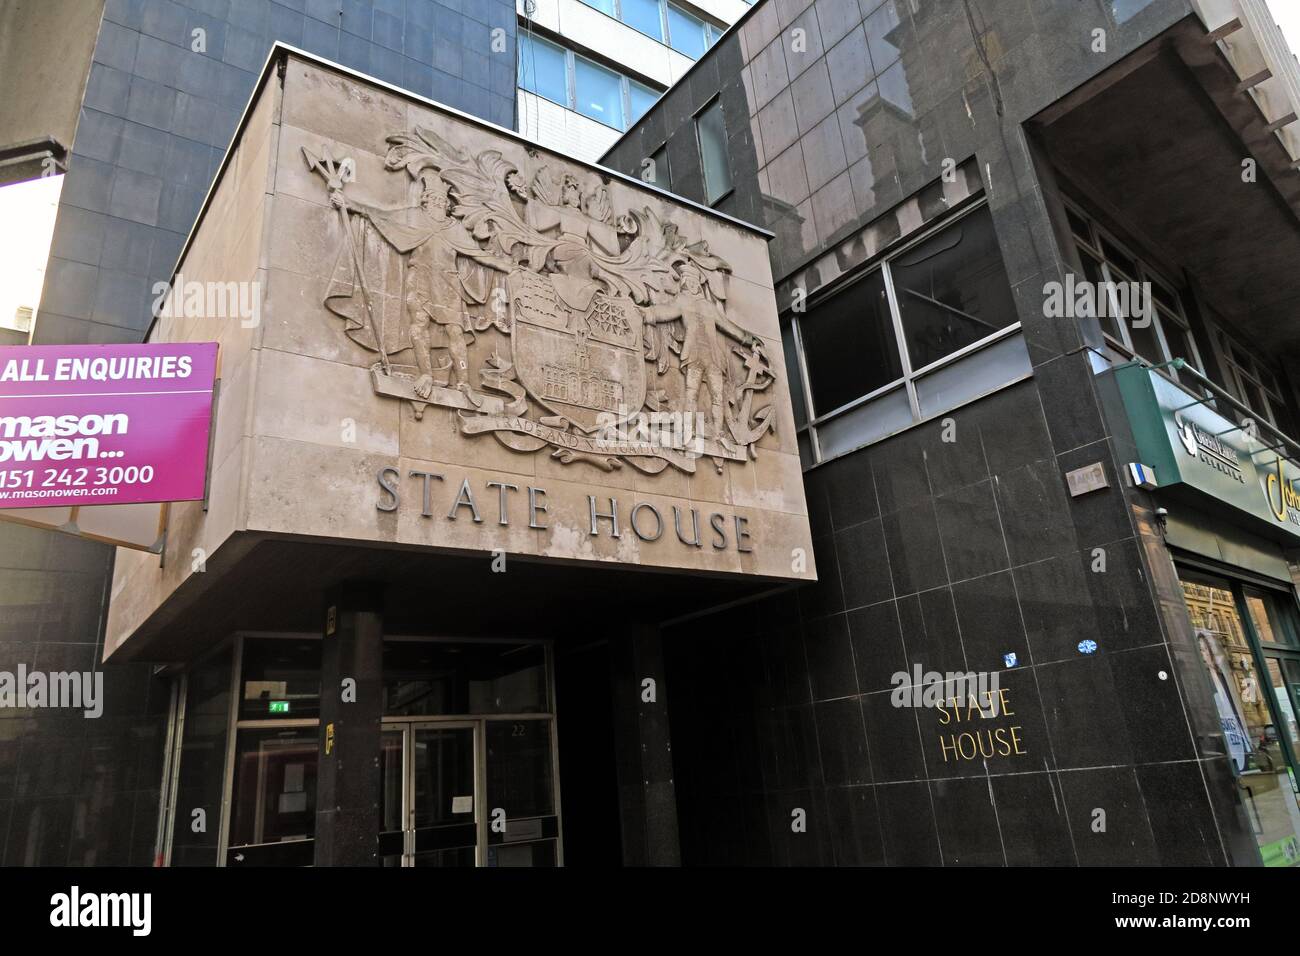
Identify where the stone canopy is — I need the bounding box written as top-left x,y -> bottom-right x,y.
105,45 -> 814,662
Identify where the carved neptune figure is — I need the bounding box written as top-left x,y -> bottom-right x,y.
304,127 -> 776,475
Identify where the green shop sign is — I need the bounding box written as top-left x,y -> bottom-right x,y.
1115,364 -> 1300,544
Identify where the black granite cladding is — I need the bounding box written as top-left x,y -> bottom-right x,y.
663,380 -> 1234,866
0,522 -> 170,865
613,0 -> 1251,867
35,0 -> 518,346
602,0 -> 1192,307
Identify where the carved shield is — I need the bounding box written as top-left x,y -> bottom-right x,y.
508,271 -> 646,434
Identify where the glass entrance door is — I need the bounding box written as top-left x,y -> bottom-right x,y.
379,722 -> 479,866
379,717 -> 560,866
221,637 -> 561,866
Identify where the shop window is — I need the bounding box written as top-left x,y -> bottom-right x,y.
1181,574 -> 1300,866
1245,587 -> 1300,648
785,203 -> 1031,468
517,33 -> 568,108
695,98 -> 732,204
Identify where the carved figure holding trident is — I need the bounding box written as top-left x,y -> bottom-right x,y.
306,145 -> 513,402
303,145 -> 391,375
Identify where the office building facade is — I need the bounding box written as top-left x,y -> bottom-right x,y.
600,0 -> 1300,864
516,0 -> 749,160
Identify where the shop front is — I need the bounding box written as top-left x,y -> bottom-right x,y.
1117,362 -> 1300,866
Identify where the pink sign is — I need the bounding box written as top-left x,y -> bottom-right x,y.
0,343 -> 218,509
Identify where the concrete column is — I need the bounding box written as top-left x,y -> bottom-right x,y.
314,583 -> 384,867
610,621 -> 680,866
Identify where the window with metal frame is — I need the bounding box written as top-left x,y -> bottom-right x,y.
628,78 -> 659,125
646,143 -> 670,188
576,0 -> 723,57
785,202 -> 1031,469
667,3 -> 709,58
573,56 -> 623,126
695,97 -> 732,204
1211,325 -> 1296,436
517,32 -> 665,131
1064,198 -> 1205,386
516,32 -> 569,108
222,636 -> 560,867
619,0 -> 665,40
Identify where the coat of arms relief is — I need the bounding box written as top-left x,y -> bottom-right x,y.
304,127 -> 776,475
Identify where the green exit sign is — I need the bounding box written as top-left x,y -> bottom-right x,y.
269,701 -> 290,714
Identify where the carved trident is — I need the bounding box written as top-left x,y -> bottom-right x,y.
303,144 -> 391,374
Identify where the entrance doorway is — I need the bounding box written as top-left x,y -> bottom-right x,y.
207,635 -> 562,866
379,717 -> 561,867
380,722 -> 476,866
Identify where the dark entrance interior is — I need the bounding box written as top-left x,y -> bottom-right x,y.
554,638 -> 622,866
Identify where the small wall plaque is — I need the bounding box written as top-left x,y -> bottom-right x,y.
1065,462 -> 1110,497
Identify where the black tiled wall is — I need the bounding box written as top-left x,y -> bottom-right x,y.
611,0 -> 1250,866
0,523 -> 169,865
664,381 -> 1234,866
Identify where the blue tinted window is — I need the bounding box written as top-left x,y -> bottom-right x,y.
628,80 -> 659,124
622,0 -> 664,41
667,5 -> 706,58
574,56 -> 624,128
518,34 -> 569,107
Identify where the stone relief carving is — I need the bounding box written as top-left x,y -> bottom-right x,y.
304,128 -> 776,474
